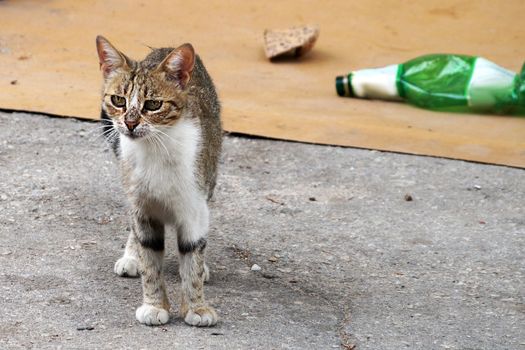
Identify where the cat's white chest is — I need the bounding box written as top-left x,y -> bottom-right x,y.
119,120 -> 201,210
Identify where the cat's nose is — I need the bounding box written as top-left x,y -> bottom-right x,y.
124,120 -> 139,131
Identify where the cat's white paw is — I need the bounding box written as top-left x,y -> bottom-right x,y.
184,306 -> 218,327
114,256 -> 139,277
136,304 -> 170,326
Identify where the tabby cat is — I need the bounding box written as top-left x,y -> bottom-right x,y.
96,35 -> 222,326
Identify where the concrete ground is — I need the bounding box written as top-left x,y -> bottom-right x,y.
0,111 -> 523,350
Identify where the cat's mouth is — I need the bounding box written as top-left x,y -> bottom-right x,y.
118,125 -> 149,139
126,132 -> 143,139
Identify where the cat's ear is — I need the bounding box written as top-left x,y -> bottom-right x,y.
96,35 -> 130,78
158,43 -> 195,89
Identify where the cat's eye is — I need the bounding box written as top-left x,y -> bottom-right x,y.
111,95 -> 126,108
144,100 -> 163,111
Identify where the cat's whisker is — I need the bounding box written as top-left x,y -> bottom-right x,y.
107,132 -> 119,143
86,122 -> 114,132
89,127 -> 118,142
152,128 -> 177,152
88,129 -> 115,143
145,132 -> 160,152
139,118 -> 181,150
150,135 -> 167,158
100,127 -> 117,136
85,127 -> 113,140
86,123 -> 116,134
151,131 -> 171,158
92,122 -> 114,129
150,125 -> 183,147
152,138 -> 165,158
100,130 -> 119,145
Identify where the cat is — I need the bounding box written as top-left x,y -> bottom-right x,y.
95,35 -> 222,327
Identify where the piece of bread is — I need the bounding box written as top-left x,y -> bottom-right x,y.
263,25 -> 320,59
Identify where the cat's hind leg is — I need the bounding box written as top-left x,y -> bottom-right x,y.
203,262 -> 210,282
114,230 -> 140,277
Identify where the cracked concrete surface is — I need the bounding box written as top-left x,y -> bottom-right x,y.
0,112 -> 523,349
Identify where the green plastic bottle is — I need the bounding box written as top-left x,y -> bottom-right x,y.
336,54 -> 525,115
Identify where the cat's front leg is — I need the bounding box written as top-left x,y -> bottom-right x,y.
178,243 -> 217,327
133,216 -> 170,326
177,205 -> 218,327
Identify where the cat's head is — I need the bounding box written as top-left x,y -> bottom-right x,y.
96,35 -> 195,139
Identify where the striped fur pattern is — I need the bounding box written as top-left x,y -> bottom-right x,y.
96,36 -> 222,327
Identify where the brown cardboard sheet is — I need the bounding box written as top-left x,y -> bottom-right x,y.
0,0 -> 524,167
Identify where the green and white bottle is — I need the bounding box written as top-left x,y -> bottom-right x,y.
336,54 -> 525,115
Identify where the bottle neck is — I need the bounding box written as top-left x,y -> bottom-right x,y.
351,64 -> 403,101
336,64 -> 403,100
